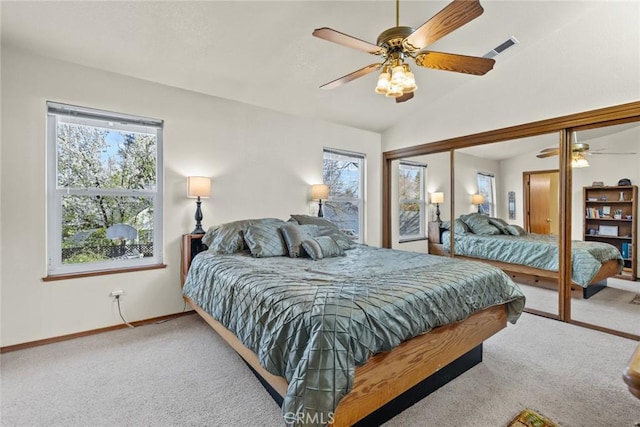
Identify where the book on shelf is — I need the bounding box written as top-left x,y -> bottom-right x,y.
621,242 -> 632,259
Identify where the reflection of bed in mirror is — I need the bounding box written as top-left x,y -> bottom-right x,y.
435,214 -> 623,299
181,217 -> 525,426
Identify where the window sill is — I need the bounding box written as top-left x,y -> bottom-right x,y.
399,237 -> 428,243
42,263 -> 167,282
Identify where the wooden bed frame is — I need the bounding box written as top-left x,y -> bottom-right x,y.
181,234 -> 510,426
456,256 -> 619,299
427,223 -> 619,299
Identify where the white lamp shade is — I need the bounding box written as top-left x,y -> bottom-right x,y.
472,194 -> 484,205
187,176 -> 211,198
311,184 -> 329,200
430,192 -> 444,204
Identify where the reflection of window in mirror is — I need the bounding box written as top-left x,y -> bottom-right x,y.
476,172 -> 496,216
398,161 -> 427,241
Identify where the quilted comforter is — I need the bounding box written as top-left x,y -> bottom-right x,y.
182,244 -> 525,426
441,231 -> 623,287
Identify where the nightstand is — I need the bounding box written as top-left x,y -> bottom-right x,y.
427,221 -> 448,256
181,233 -> 208,286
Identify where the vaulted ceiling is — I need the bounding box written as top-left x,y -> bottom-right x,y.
0,1 -> 629,133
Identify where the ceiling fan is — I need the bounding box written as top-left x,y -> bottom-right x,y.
536,133 -> 637,168
536,142 -> 637,159
312,0 -> 495,103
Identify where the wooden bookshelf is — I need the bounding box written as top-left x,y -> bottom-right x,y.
583,185 -> 637,280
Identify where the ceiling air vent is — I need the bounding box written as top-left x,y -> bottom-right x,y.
483,36 -> 519,59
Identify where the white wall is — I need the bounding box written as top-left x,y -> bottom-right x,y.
453,152 -> 499,218
381,2 -> 640,153
0,47 -> 381,347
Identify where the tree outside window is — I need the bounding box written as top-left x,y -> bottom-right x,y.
47,102 -> 163,275
476,172 -> 496,216
399,162 -> 426,240
322,149 -> 365,243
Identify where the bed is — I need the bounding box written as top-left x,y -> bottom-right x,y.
438,214 -> 623,299
181,217 -> 525,426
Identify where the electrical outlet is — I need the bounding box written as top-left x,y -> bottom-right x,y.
109,289 -> 124,298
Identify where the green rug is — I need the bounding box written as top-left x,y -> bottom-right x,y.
508,408 -> 559,427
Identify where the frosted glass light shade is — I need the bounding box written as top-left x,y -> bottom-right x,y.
187,176 -> 211,198
311,184 -> 329,200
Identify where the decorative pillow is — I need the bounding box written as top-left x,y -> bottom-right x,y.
244,223 -> 288,257
453,219 -> 469,234
316,225 -> 354,250
202,218 -> 284,253
506,224 -> 527,236
289,214 -> 340,230
301,236 -> 346,261
279,223 -> 319,258
488,217 -> 510,234
459,213 -> 501,235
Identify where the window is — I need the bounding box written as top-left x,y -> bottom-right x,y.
323,149 -> 365,243
46,102 -> 163,276
399,161 -> 426,241
476,172 -> 496,216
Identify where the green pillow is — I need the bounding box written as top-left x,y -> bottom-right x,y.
202,218 -> 284,253
279,223 -> 319,258
244,223 -> 288,257
301,236 -> 345,260
289,214 -> 340,230
488,217 -> 510,234
459,213 -> 501,235
453,219 -> 469,234
506,224 -> 527,236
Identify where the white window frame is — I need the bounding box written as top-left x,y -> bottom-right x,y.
322,148 -> 365,244
476,172 -> 496,216
398,161 -> 427,241
46,102 -> 164,276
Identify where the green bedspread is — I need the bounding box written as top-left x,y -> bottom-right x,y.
182,245 -> 525,426
441,231 -> 623,287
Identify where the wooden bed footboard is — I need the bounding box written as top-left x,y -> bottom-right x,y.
455,256 -> 620,299
185,295 -> 507,426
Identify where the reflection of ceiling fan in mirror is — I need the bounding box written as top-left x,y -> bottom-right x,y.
537,139 -> 637,168
312,0 -> 495,103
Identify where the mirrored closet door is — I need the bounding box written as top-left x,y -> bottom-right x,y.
453,134 -> 561,317
568,121 -> 640,336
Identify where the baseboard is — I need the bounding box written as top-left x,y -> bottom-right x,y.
0,310 -> 195,353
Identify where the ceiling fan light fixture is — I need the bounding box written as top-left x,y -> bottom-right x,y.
375,68 -> 391,94
572,152 -> 590,168
385,84 -> 403,98
390,64 -> 407,85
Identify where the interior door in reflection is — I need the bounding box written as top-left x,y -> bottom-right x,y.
526,171 -> 559,235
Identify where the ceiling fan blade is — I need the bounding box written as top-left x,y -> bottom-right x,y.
319,63 -> 383,90
537,148 -> 560,159
415,51 -> 495,75
403,0 -> 484,51
396,92 -> 414,103
590,152 -> 637,155
313,27 -> 386,55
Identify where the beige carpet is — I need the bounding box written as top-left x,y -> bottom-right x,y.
1,312 -> 638,426
517,277 -> 640,335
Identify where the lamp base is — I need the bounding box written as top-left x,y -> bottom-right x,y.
318,200 -> 324,218
192,198 -> 205,235
191,226 -> 206,235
